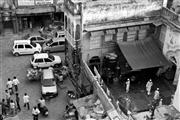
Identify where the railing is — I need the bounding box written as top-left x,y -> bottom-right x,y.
161,7 -> 180,27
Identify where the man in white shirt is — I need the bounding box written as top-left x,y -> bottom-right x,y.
38,97 -> 46,108
32,106 -> 40,120
5,90 -> 11,107
10,100 -> 16,116
23,93 -> 30,110
7,78 -> 13,95
13,76 -> 20,92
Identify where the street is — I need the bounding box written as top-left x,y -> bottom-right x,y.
0,31 -> 75,120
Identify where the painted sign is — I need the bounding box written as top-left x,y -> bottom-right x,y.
17,0 -> 34,6
35,0 -> 53,5
82,0 -> 163,24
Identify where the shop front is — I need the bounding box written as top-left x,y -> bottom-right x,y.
0,1 -> 18,34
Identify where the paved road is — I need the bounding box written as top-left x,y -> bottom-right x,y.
0,31 -> 75,120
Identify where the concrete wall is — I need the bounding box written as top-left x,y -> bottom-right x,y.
81,32 -> 117,63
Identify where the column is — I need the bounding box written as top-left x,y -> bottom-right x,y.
0,13 -> 3,35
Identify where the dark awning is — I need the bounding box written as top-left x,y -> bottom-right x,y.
118,37 -> 170,70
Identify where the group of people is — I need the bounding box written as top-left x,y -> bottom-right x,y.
125,78 -> 162,105
1,76 -> 21,117
1,76 -> 45,120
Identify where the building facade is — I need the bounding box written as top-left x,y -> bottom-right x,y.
0,0 -> 64,35
64,0 -> 173,94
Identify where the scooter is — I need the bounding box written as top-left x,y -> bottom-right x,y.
37,103 -> 48,116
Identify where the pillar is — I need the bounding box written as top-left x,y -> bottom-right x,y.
0,14 -> 3,35
163,0 -> 168,7
173,52 -> 180,85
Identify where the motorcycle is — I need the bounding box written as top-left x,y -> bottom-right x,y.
37,103 -> 48,116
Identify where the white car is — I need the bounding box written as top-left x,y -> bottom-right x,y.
30,53 -> 61,68
25,35 -> 50,46
12,40 -> 41,56
41,69 -> 58,97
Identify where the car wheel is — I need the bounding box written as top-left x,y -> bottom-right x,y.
34,51 -> 39,54
54,64 -> 59,68
14,53 -> 19,57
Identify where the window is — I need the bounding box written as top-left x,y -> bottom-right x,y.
50,42 -> 58,47
30,37 -> 36,41
90,37 -> 101,49
59,41 -> 65,45
44,58 -> 52,62
35,59 -> 44,63
37,37 -> 44,40
18,45 -> 24,49
105,34 -> 113,42
25,44 -> 32,49
14,45 -> 17,48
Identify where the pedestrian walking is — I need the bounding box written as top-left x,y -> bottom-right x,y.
23,93 -> 30,110
1,99 -> 8,116
38,97 -> 46,108
6,78 -> 13,95
126,78 -> 130,93
10,100 -> 16,116
5,90 -> 11,107
159,98 -> 163,106
12,76 -> 20,92
153,88 -> 160,100
146,79 -> 153,95
15,93 -> 21,111
32,106 -> 40,120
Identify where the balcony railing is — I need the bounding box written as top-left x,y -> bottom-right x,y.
161,7 -> 180,28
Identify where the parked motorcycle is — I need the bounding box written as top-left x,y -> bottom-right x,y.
37,103 -> 48,116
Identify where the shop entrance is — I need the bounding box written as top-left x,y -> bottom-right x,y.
3,21 -> 13,33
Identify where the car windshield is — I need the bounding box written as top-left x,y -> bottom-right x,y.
48,55 -> 55,61
42,79 -> 55,87
46,39 -> 53,46
31,42 -> 36,47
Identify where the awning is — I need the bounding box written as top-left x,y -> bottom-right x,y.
118,37 -> 171,70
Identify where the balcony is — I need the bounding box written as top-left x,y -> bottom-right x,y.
161,7 -> 180,29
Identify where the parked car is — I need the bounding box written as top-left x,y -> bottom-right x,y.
22,34 -> 50,46
27,35 -> 49,46
42,38 -> 65,53
12,40 -> 41,56
41,68 -> 58,98
54,31 -> 65,38
30,53 -> 61,68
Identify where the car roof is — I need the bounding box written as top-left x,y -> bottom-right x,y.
14,40 -> 30,44
52,37 -> 65,42
33,53 -> 49,58
42,69 -> 54,79
56,31 -> 64,34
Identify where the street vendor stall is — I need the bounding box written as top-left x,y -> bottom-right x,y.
72,94 -> 110,120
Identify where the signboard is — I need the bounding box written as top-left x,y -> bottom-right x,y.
35,0 -> 53,5
17,0 -> 34,6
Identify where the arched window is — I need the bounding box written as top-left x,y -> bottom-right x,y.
71,22 -> 74,38
75,24 -> 80,40
65,16 -> 67,29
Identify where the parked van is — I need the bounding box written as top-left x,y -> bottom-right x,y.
41,68 -> 58,98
